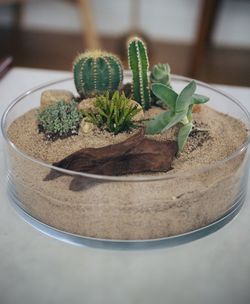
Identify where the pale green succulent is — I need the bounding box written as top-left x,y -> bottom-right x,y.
145,81 -> 209,152
150,63 -> 172,88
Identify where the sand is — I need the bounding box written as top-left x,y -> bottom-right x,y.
6,105 -> 249,240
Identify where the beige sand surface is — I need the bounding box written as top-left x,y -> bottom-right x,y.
6,105 -> 249,240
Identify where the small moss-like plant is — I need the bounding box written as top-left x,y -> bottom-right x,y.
37,101 -> 83,140
82,91 -> 141,135
146,81 -> 209,152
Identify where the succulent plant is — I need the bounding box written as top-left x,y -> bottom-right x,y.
145,81 -> 209,152
73,50 -> 123,98
127,37 -> 151,110
37,101 -> 83,141
150,63 -> 172,105
150,63 -> 172,88
81,91 -> 141,135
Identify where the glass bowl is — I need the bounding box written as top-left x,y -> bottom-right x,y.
2,73 -> 250,249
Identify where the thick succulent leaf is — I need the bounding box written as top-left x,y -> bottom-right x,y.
176,81 -> 196,113
187,104 -> 193,122
177,122 -> 193,152
151,83 -> 177,111
192,93 -> 209,104
145,111 -> 172,134
161,111 -> 186,133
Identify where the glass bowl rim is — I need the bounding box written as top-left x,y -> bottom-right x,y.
2,73 -> 250,182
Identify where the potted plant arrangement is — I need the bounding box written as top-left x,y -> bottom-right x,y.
3,37 -> 249,243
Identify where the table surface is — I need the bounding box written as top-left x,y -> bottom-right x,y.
0,67 -> 250,304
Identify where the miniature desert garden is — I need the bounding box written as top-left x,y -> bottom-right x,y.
5,37 -> 249,240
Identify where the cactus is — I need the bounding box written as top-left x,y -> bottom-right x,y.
150,63 -> 172,88
127,37 -> 151,110
73,50 -> 123,98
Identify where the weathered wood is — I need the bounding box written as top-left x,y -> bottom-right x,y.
45,128 -> 177,179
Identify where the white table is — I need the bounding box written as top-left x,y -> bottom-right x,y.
0,68 -> 250,304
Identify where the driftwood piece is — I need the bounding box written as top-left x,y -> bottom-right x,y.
45,128 -> 177,180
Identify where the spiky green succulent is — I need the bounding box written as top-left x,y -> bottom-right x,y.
37,101 -> 82,140
73,50 -> 123,98
145,81 -> 209,152
127,37 -> 151,110
82,91 -> 141,135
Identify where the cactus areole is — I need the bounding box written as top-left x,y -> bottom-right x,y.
73,50 -> 123,98
128,37 -> 151,110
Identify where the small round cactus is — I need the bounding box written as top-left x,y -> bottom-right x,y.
73,50 -> 123,98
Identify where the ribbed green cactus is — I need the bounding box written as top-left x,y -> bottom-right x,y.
73,50 -> 123,98
127,37 -> 151,110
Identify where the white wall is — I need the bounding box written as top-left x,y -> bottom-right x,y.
1,0 -> 250,48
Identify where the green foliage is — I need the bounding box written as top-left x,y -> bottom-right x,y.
37,101 -> 82,140
127,37 -> 151,110
150,63 -> 171,85
73,50 -> 123,98
82,91 -> 141,135
150,63 -> 172,105
145,81 -> 209,152
177,122 -> 193,152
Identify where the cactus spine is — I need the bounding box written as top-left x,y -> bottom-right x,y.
128,37 -> 151,110
73,50 -> 123,98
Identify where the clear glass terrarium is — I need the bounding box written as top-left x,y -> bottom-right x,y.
1,73 -> 250,249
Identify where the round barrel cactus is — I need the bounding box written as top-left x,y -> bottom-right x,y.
73,50 -> 123,98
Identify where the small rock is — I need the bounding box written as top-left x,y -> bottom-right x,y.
77,98 -> 96,112
192,104 -> 202,113
80,118 -> 95,134
41,90 -> 74,108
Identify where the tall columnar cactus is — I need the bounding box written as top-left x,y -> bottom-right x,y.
127,37 -> 151,110
73,50 -> 123,98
